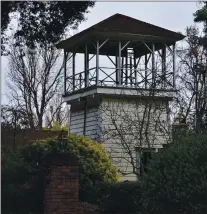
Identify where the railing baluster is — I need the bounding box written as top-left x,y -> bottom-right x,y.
79,73 -> 81,90
66,67 -> 173,93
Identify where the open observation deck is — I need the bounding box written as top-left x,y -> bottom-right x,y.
56,13 -> 185,101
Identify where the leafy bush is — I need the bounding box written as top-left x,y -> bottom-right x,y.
2,152 -> 44,214
2,134 -> 119,213
86,181 -> 142,213
141,131 -> 207,214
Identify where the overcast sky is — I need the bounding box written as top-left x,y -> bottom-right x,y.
1,1 -> 201,104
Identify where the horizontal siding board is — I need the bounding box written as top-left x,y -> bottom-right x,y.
70,115 -> 84,121
85,125 -> 99,131
85,130 -> 97,136
70,120 -> 84,127
70,111 -> 85,117
86,117 -> 99,123
70,123 -> 84,130
85,121 -> 98,128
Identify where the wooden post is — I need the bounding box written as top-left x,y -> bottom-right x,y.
126,53 -> 128,85
64,50 -> 67,94
130,55 -> 133,86
145,54 -> 148,89
152,43 -> 155,88
134,55 -> 137,86
96,40 -> 99,85
85,45 -> 89,88
121,57 -> 124,85
173,43 -> 176,88
162,48 -> 166,88
72,52 -> 75,91
118,41 -> 122,85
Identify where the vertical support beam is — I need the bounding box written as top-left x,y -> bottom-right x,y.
152,43 -> 155,88
72,51 -> 75,91
121,57 -> 124,85
162,47 -> 166,88
96,40 -> 99,85
134,56 -> 137,86
130,56 -> 133,86
85,45 -> 89,88
115,56 -> 118,84
126,54 -> 128,85
172,43 -> 176,88
118,41 -> 122,85
64,50 -> 67,94
87,52 -> 89,86
145,54 -> 148,89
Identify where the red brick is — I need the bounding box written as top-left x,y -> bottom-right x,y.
44,153 -> 81,214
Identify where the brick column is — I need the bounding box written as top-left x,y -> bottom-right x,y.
43,152 -> 79,214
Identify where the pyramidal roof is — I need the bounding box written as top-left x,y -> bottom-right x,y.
57,13 -> 185,50
88,13 -> 184,38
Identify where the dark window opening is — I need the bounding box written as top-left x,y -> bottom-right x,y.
140,151 -> 152,176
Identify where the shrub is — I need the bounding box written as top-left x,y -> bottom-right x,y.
87,181 -> 142,213
141,130 -> 207,214
2,134 -> 119,213
2,152 -> 44,214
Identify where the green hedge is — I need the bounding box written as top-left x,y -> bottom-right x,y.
86,181 -> 142,213
2,152 -> 44,214
141,130 -> 207,214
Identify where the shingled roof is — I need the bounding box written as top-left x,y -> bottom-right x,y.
56,13 -> 185,56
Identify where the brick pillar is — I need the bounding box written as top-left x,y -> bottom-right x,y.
43,152 -> 79,214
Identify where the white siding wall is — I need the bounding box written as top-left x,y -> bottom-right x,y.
100,98 -> 169,181
70,110 -> 84,136
69,97 -> 170,182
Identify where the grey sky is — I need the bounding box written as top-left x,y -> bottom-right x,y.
1,2 -> 200,104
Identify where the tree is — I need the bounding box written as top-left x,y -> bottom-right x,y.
194,1 -> 207,127
44,96 -> 70,130
1,105 -> 29,129
194,1 -> 207,34
1,1 -> 95,54
176,2 -> 207,129
1,1 -> 17,32
176,26 -> 207,128
6,42 -> 71,129
141,130 -> 207,214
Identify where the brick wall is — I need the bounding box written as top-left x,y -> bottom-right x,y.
43,152 -> 98,214
1,128 -> 67,152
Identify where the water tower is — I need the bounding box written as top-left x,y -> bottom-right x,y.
57,14 -> 185,181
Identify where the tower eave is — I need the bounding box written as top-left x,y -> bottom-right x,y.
63,86 -> 176,104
